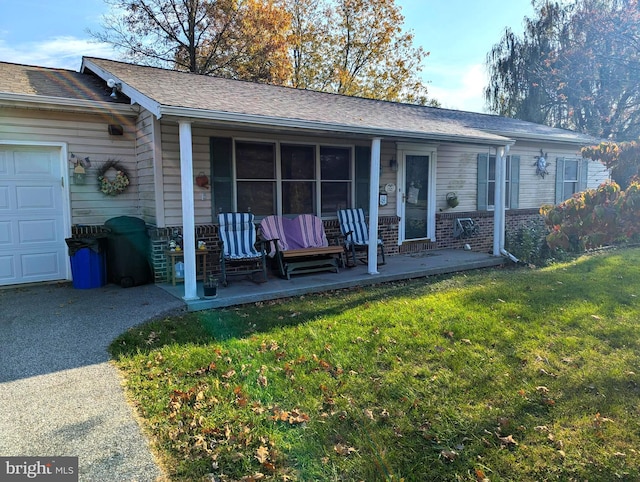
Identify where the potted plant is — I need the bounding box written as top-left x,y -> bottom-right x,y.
204,275 -> 218,298
446,192 -> 459,208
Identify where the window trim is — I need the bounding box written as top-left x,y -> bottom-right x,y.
477,153 -> 520,211
212,136 -> 359,218
555,157 -> 589,204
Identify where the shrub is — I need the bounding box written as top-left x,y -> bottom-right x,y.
541,180 -> 640,253
506,217 -> 551,266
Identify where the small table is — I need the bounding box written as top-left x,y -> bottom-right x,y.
165,250 -> 209,285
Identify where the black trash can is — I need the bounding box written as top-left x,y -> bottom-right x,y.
65,236 -> 107,289
104,216 -> 152,288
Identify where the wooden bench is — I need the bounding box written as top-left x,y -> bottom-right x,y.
260,215 -> 344,279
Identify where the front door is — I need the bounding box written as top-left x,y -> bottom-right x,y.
402,154 -> 430,240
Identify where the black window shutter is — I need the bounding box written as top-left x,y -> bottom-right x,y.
509,155 -> 520,209
477,153 -> 489,210
355,146 -> 371,211
211,137 -> 233,216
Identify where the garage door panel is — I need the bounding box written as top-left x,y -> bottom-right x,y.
13,151 -> 57,176
0,221 -> 12,244
0,153 -> 7,175
18,220 -> 59,244
0,255 -> 15,282
16,185 -> 57,209
0,186 -> 9,209
21,251 -> 63,278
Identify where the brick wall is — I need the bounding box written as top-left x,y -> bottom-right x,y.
71,209 -> 543,284
434,209 -> 542,253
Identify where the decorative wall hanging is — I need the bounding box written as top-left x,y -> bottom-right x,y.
195,172 -> 210,188
534,149 -> 551,178
69,153 -> 91,185
97,160 -> 130,196
446,192 -> 459,208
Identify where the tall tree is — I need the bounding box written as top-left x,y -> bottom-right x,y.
287,0 -> 435,104
94,0 -> 436,104
93,0 -> 292,83
485,0 -> 640,141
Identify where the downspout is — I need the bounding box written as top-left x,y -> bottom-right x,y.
492,146 -> 505,257
178,121 -> 199,300
367,138 -> 382,275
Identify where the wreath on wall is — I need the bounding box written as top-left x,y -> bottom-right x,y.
97,160 -> 130,196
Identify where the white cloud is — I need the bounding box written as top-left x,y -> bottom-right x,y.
0,36 -> 118,71
427,63 -> 490,113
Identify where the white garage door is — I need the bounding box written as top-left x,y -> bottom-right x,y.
0,146 -> 68,286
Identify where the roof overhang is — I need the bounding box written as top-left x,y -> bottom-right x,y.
82,57 -> 514,146
158,105 -> 514,146
484,129 -> 597,146
81,58 -> 161,117
0,92 -> 138,116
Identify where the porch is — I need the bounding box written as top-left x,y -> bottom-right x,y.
158,249 -> 507,311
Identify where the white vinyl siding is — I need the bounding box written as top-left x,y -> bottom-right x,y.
0,108 -> 138,226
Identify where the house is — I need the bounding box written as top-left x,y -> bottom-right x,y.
0,57 -> 609,296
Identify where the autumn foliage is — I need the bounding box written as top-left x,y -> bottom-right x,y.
541,180 -> 640,251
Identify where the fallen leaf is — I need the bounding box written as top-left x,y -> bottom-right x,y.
475,467 -> 489,482
334,444 -> 357,456
257,374 -> 268,387
591,314 -> 602,320
255,446 -> 269,464
536,386 -> 549,394
496,434 -> 518,446
364,409 -> 375,421
222,369 -> 236,379
440,450 -> 458,461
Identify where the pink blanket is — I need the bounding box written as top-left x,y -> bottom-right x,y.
260,215 -> 328,257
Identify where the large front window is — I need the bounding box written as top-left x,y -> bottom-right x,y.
320,147 -> 351,216
235,141 -> 276,216
211,138 -> 356,218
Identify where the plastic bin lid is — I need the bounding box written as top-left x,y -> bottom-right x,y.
104,216 -> 147,234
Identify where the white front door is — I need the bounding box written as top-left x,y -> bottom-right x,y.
0,146 -> 69,286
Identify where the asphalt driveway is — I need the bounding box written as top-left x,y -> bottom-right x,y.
0,282 -> 185,481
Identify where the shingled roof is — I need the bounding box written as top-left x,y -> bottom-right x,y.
0,60 -> 127,105
1,57 -> 596,147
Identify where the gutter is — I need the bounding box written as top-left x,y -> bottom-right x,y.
0,92 -> 137,115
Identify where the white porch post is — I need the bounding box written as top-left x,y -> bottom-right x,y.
493,146 -> 507,256
368,138 -> 382,275
179,120 -> 198,300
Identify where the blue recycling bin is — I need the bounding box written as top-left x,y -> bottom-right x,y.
66,238 -> 107,289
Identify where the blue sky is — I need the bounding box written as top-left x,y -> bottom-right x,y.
0,0 -> 533,113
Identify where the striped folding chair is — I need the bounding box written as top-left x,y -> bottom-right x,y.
217,212 -> 267,286
337,208 -> 385,266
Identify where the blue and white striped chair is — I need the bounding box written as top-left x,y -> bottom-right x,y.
217,212 -> 267,286
337,208 -> 385,266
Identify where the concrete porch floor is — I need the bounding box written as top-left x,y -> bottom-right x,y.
158,249 -> 507,311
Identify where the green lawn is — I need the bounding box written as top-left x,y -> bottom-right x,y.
111,248 -> 640,481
